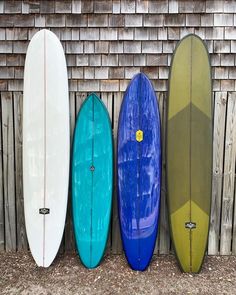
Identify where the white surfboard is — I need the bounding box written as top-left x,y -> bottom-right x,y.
23,29 -> 70,267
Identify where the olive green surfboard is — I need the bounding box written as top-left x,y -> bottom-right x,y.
167,34 -> 212,273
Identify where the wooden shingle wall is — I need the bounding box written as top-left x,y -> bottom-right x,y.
0,0 -> 236,256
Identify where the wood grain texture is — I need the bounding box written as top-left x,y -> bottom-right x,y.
154,93 -> 163,255
1,92 -> 16,251
0,90 -> 236,255
65,91 -> 76,252
208,92 -> 227,255
233,173 -> 236,254
220,92 -> 236,255
158,92 -> 170,255
13,92 -> 27,250
111,92 -> 123,254
75,92 -> 87,115
0,93 -> 4,250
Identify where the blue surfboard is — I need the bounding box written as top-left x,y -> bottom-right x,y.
117,73 -> 161,271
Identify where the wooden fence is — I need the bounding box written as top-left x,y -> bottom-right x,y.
0,90 -> 235,255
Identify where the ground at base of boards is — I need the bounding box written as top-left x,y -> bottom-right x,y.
0,252 -> 235,295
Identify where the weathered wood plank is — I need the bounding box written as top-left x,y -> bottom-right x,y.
65,92 -> 76,252
0,87 -> 235,255
158,92 -> 170,255
101,92 -> 113,121
220,92 -> 236,255
228,92 -> 236,255
0,92 -> 4,250
1,92 -> 16,251
154,92 -> 163,254
233,93 -> 236,251
13,92 -> 27,250
208,92 -> 227,255
232,163 -> 236,254
75,92 -> 87,115
111,92 -> 123,254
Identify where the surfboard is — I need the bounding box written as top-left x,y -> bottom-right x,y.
117,73 -> 161,271
72,93 -> 113,269
23,29 -> 70,267
167,34 -> 212,273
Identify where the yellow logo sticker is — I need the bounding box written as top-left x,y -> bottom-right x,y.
136,130 -> 143,142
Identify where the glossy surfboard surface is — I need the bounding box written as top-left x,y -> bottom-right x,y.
118,73 -> 161,271
167,34 -> 212,273
72,93 -> 113,269
23,29 -> 70,267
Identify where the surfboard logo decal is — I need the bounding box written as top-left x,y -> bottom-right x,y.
136,130 -> 143,142
185,222 -> 196,229
39,208 -> 50,215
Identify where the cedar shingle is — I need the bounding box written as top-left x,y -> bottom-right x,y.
95,41 -> 109,53
55,1 -> 71,13
72,1 -> 81,13
40,1 -> 54,13
121,1 -> 136,13
94,1 -> 112,13
46,15 -> 65,27
88,14 -> 108,27
4,1 -> 22,13
125,15 -> 143,27
124,41 -> 141,53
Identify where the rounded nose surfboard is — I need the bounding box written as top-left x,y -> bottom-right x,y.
72,93 -> 113,269
23,30 -> 70,267
167,34 -> 212,273
118,73 -> 161,271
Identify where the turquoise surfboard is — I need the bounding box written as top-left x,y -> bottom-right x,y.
72,93 -> 113,268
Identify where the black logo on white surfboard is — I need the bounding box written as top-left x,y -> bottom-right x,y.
39,208 -> 50,215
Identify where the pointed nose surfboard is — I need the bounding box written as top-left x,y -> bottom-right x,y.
167,34 -> 212,273
23,29 -> 70,267
118,73 -> 162,271
72,93 -> 113,268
